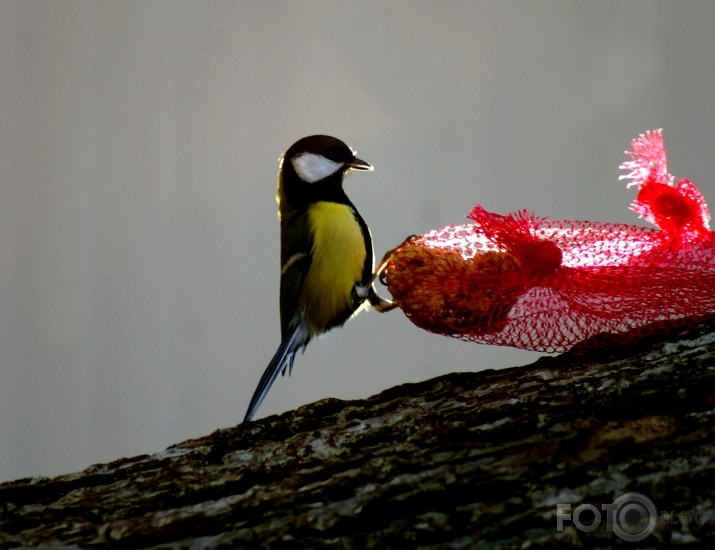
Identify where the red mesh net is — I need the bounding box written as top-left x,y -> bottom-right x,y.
383,130 -> 715,352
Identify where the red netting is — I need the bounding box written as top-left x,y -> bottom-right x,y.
383,130 -> 715,352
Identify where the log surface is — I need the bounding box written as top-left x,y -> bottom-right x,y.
1,321 -> 714,548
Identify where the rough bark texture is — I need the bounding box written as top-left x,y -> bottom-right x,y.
1,320 -> 714,549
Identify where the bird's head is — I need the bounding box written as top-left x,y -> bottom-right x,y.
279,135 -> 372,207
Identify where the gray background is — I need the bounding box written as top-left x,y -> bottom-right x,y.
2,1 -> 714,482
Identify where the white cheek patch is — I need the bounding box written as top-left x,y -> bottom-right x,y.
291,153 -> 343,183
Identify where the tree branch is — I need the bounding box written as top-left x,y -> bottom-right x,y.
2,320 -> 714,548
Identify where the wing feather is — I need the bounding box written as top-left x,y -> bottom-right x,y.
279,213 -> 313,339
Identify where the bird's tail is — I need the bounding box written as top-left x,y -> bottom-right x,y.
243,323 -> 310,423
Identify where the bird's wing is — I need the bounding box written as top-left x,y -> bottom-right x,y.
243,322 -> 310,423
279,213 -> 314,339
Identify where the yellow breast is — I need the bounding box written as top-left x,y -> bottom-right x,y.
300,201 -> 368,332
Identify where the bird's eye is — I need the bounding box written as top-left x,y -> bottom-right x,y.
292,153 -> 343,183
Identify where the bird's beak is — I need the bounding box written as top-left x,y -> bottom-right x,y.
349,157 -> 373,171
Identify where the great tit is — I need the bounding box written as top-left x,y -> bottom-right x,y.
243,135 -> 394,422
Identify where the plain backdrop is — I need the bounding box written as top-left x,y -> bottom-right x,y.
2,1 -> 714,482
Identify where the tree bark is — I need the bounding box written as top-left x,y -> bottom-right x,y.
1,320 -> 714,548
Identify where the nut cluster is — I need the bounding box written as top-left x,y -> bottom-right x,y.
384,238 -> 526,335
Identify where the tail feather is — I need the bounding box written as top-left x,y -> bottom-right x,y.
243,323 -> 310,423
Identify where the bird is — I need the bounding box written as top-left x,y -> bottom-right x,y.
243,135 -> 395,422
